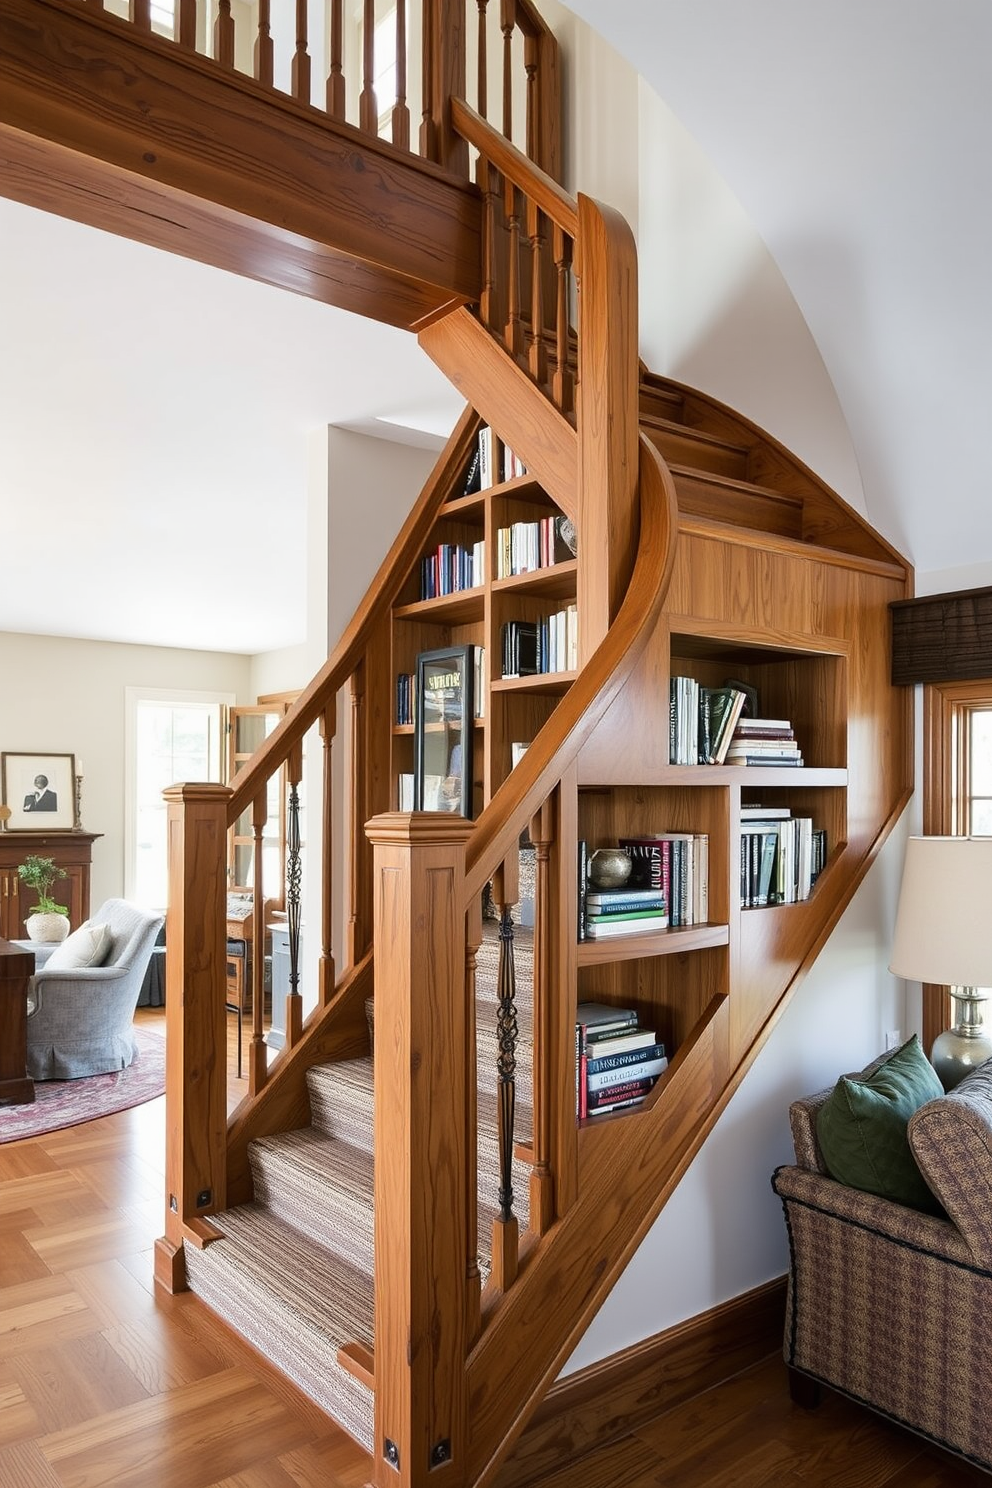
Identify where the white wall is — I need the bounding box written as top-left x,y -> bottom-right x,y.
0,631 -> 252,911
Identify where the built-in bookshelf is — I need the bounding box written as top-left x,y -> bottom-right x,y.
389,418 -> 579,819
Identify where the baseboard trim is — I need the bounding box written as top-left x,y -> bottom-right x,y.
494,1275 -> 787,1487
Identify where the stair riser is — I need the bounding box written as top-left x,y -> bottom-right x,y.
643,423 -> 749,479
307,1063 -> 375,1153
249,1148 -> 375,1276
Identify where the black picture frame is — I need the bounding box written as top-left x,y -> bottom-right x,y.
414,645 -> 474,818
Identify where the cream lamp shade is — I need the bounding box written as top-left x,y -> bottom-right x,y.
890,835 -> 992,1090
889,836 -> 992,989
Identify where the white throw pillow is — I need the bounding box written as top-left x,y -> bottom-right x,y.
45,922 -> 112,971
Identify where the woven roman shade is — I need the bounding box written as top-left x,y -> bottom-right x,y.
890,586 -> 992,684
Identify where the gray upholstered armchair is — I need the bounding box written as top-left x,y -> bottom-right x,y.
26,899 -> 165,1079
772,1057 -> 992,1474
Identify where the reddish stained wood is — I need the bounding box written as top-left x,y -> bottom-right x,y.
291,0 -> 310,104
214,0 -> 234,68
319,704 -> 337,1007
359,0 -> 377,133
391,0 -> 410,150
254,0 -> 273,88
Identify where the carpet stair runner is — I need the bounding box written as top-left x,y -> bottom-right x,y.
183,918 -> 533,1452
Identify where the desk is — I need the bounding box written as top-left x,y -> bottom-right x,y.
0,938 -> 35,1105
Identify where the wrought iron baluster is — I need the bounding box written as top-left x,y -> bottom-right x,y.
287,781 -> 302,1002
496,905 -> 518,1225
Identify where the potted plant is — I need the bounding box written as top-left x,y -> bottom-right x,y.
17,854 -> 70,943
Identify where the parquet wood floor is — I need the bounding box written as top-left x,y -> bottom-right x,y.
1,1009 -> 987,1486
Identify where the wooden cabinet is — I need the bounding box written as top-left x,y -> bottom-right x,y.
0,831 -> 101,940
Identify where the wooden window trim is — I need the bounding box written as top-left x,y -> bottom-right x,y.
922,679 -> 992,1049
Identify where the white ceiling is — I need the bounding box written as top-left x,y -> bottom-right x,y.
3,1 -> 990,654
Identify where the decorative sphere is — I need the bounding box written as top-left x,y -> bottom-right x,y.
588,848 -> 632,889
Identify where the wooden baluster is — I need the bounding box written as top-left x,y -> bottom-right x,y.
490,898 -> 519,1290
500,0 -> 515,141
177,0 -> 196,50
284,744 -> 304,1048
359,0 -> 377,134
476,0 -> 489,120
349,660 -> 369,964
528,801 -> 555,1234
420,0 -> 468,172
420,0 -> 436,159
465,895 -> 483,1345
154,784 -> 230,1295
527,197 -> 547,388
552,224 -> 574,416
504,179 -> 524,358
292,0 -> 311,105
326,0 -> 345,118
214,0 -> 234,69
478,160 -> 498,332
390,0 -> 410,149
524,47 -> 537,162
254,0 -> 273,89
248,789 -> 269,1096
131,0 -> 151,33
319,703 -> 336,1007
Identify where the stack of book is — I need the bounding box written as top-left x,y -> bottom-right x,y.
725,717 -> 803,767
395,672 -> 415,726
619,833 -> 709,928
500,611 -> 578,678
495,515 -> 572,578
584,884 -> 669,940
669,679 -> 749,765
739,805 -> 827,906
420,539 -> 485,600
575,1002 -> 668,1118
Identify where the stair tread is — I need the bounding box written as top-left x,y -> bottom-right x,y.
669,462 -> 803,508
185,1205 -> 374,1451
639,411 -> 748,456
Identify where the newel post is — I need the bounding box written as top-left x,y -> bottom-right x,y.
367,812 -> 473,1488
154,782 -> 230,1295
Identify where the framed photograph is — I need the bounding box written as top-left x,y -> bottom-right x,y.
414,646 -> 474,818
1,753 -> 76,831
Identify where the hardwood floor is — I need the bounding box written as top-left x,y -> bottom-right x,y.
1,1009 -> 986,1487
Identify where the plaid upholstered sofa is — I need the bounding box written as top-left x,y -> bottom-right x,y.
772,1057 -> 992,1473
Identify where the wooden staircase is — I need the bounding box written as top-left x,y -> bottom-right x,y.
1,4 -> 914,1486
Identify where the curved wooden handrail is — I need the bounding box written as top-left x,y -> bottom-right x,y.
463,433 -> 679,904
227,404 -> 478,821
451,96 -> 577,237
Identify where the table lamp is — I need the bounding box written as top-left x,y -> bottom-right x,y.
889,835 -> 992,1090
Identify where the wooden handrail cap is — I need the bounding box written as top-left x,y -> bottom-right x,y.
161,782 -> 233,804
365,811 -> 474,847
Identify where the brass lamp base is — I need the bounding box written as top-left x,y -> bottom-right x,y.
931,989 -> 992,1091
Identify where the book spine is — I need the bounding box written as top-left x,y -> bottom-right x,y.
584,895 -> 667,914
586,1079 -> 654,1112
585,1042 -> 667,1077
577,839 -> 588,942
479,426 -> 494,489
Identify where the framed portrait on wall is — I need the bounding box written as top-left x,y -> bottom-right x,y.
414,646 -> 474,818
2,752 -> 76,831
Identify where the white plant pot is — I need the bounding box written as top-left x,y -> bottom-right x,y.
26,912 -> 70,944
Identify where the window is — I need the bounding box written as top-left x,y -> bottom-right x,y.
125,688 -> 233,909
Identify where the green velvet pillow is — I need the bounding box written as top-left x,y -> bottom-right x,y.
816,1035 -> 944,1214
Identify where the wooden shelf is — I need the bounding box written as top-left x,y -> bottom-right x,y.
393,588 -> 485,624
493,671 -> 577,695
577,922 -> 730,966
578,763 -> 848,788
492,559 -> 577,601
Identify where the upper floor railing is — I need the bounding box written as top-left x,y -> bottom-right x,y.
79,0 -> 560,178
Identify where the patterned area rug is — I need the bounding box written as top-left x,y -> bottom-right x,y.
0,1028 -> 165,1142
